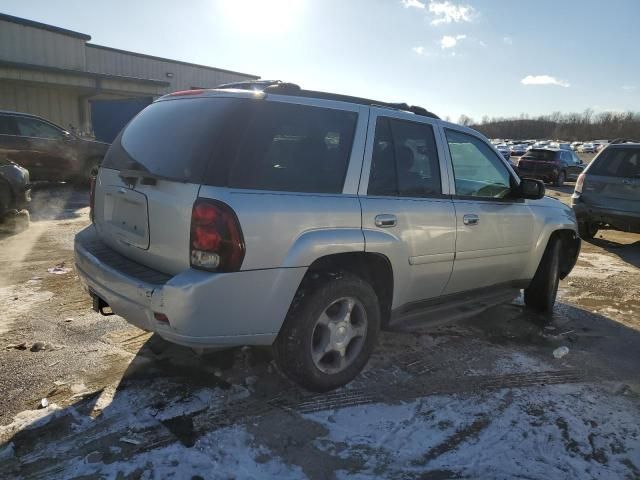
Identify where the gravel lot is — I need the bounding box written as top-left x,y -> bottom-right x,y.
0,176 -> 638,479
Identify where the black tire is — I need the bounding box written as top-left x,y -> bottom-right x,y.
273,272 -> 380,392
524,238 -> 561,313
578,221 -> 598,240
553,171 -> 566,187
0,179 -> 13,219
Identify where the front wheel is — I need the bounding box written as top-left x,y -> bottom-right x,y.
524,238 -> 561,314
273,273 -> 380,392
578,221 -> 598,240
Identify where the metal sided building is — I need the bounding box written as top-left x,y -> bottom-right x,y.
0,13 -> 259,142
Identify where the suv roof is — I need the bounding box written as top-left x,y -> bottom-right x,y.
169,80 -> 441,120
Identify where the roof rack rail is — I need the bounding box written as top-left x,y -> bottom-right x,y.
214,80 -> 439,119
609,138 -> 639,144
216,80 -> 301,92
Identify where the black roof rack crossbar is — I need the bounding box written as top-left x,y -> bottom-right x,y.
610,138 -> 640,145
214,80 -> 439,119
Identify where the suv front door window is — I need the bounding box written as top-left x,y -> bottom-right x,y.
15,117 -> 65,140
444,128 -> 534,293
446,129 -> 511,199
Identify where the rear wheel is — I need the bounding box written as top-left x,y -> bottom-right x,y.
0,180 -> 13,219
578,221 -> 598,240
553,171 -> 566,187
524,238 -> 561,314
273,273 -> 380,392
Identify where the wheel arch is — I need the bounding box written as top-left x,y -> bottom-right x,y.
297,251 -> 395,328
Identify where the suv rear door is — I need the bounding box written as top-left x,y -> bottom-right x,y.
441,127 -> 534,294
359,108 -> 456,307
583,147 -> 640,213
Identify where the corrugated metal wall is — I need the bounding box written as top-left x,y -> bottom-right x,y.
0,19 -> 86,70
0,82 -> 80,127
86,46 -> 255,93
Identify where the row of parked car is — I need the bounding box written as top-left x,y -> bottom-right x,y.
0,110 -> 109,221
493,139 -> 610,158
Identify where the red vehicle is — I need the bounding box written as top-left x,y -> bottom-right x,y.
517,148 -> 585,186
0,111 -> 109,183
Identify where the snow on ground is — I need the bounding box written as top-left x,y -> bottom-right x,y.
2,350 -> 638,479
306,384 -> 640,479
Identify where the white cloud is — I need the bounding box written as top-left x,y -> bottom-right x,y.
479,40 -> 487,47
521,75 -> 570,87
429,1 -> 474,25
440,34 -> 466,49
401,0 -> 426,8
503,36 -> 513,45
412,46 -> 426,55
622,85 -> 637,91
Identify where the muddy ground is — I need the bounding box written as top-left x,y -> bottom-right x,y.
0,180 -> 638,479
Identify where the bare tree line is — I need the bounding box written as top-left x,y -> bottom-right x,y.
455,110 -> 640,140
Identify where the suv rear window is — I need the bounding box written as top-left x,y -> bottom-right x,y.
103,97 -> 243,183
522,149 -> 557,161
589,148 -> 640,178
104,97 -> 358,194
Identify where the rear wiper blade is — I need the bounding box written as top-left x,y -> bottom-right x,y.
118,169 -> 188,185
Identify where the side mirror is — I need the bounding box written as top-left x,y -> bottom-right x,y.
517,178 -> 545,200
62,131 -> 75,142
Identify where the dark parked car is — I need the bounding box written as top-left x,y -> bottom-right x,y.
517,148 -> 585,186
572,141 -> 640,238
0,155 -> 30,220
0,111 -> 109,183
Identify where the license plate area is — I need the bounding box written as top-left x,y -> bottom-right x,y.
102,187 -> 150,249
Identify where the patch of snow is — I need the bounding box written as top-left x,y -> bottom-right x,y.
305,384 -> 640,479
0,403 -> 61,441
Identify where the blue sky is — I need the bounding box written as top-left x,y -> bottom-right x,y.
4,0 -> 640,120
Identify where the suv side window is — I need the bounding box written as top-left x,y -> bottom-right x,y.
445,129 -> 512,199
0,115 -> 18,135
15,117 -> 64,140
368,117 -> 441,197
228,102 -> 357,194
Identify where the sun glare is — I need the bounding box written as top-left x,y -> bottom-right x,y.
219,0 -> 303,34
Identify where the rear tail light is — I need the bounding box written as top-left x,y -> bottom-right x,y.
190,198 -> 245,272
575,173 -> 585,194
89,176 -> 96,223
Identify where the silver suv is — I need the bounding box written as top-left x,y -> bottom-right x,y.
571,140 -> 640,238
74,82 -> 581,391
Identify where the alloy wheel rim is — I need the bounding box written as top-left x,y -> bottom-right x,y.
310,296 -> 367,374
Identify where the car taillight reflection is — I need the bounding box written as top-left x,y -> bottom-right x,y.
190,198 -> 245,272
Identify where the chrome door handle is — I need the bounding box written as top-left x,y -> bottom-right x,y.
463,214 -> 479,226
375,214 -> 397,228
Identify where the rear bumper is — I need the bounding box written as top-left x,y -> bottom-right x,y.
74,226 -> 306,348
518,168 -> 558,183
572,198 -> 640,233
